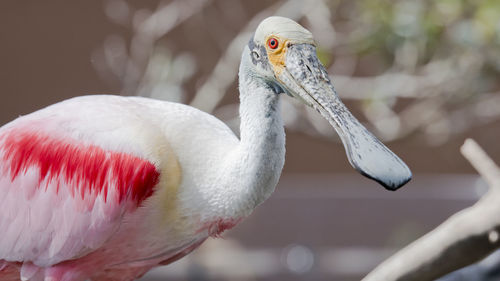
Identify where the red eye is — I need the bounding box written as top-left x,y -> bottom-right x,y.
267,37 -> 279,49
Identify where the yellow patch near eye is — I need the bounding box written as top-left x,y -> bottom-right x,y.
266,36 -> 289,75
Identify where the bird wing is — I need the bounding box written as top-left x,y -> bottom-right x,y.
0,101 -> 163,267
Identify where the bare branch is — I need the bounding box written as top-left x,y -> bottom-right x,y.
461,139 -> 500,188
362,139 -> 500,281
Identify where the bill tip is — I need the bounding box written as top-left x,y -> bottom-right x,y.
356,167 -> 412,191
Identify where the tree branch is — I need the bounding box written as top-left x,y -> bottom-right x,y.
461,139 -> 500,188
362,139 -> 500,281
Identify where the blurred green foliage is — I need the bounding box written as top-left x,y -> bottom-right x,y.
320,0 -> 499,122
328,0 -> 500,75
360,0 -> 499,59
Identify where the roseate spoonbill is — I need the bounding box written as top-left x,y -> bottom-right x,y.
0,17 -> 411,281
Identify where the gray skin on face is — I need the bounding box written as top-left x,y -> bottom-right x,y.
247,38 -> 270,72
247,38 -> 285,95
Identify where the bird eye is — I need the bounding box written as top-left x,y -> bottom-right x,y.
267,37 -> 279,49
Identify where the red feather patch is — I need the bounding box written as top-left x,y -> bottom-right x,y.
1,129 -> 160,206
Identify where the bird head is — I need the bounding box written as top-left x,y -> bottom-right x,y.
246,16 -> 412,190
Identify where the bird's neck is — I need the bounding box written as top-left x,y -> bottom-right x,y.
219,67 -> 286,219
239,77 -> 284,161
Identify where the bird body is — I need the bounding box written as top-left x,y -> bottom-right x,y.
0,94 -> 284,280
0,17 -> 411,281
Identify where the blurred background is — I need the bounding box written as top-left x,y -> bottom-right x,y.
1,0 -> 500,280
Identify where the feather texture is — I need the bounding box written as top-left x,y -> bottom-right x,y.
0,95 -> 270,280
